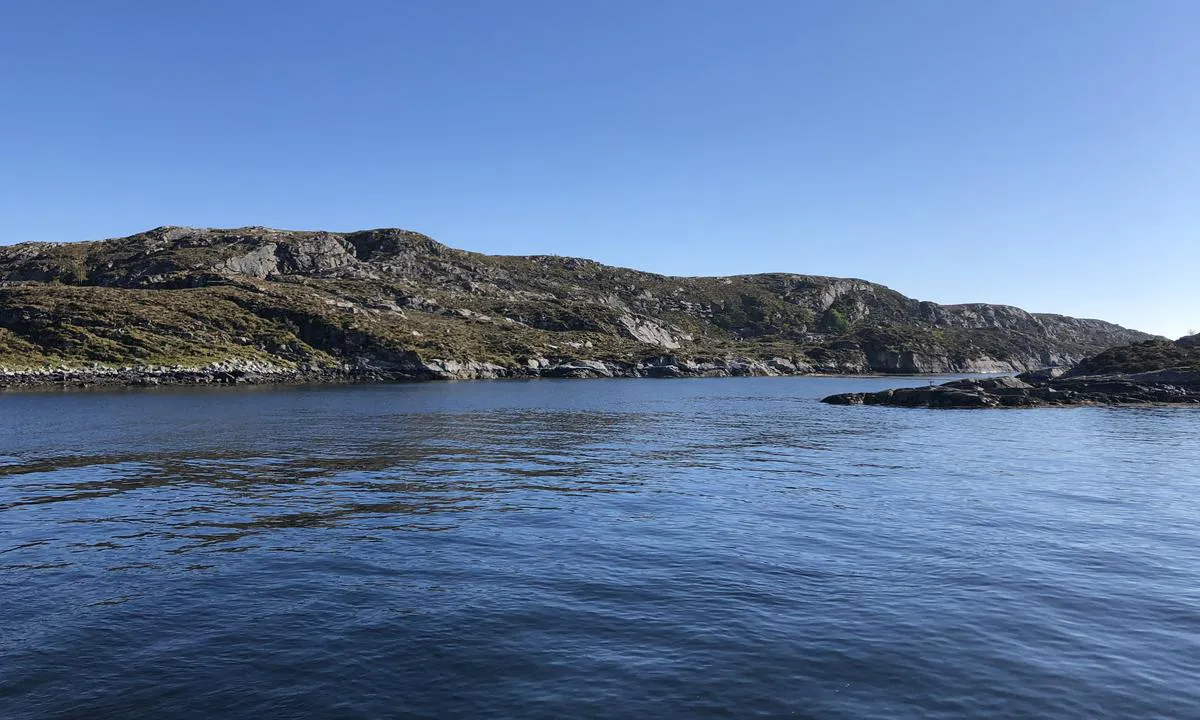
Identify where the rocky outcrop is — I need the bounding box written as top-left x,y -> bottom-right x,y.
216,234 -> 358,278
822,334 -> 1200,408
616,314 -> 690,349
822,371 -> 1200,408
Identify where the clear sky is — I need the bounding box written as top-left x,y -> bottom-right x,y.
2,1 -> 1197,338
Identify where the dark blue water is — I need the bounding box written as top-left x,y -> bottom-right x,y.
2,377 -> 1199,719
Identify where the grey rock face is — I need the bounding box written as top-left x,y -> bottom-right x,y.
216,235 -> 358,278
540,360 -> 616,378
616,314 -> 689,349
219,244 -> 280,278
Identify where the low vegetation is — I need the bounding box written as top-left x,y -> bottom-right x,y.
0,226 -> 1157,377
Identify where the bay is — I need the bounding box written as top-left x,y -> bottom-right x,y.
1,376 -> 1198,719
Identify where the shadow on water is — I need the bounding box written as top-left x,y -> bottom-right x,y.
1,408 -> 660,557
0,383 -> 927,563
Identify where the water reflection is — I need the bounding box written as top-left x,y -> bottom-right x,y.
1,409 -> 668,560
4,380 -> 1199,719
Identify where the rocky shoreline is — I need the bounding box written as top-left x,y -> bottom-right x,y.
821,369 -> 1200,408
823,335 -> 1200,409
0,354 -> 862,389
11,337 -> 1198,400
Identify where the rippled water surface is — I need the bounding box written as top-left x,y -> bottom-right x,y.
2,377 -> 1199,719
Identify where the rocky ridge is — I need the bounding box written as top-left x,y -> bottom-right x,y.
0,225 -> 1157,387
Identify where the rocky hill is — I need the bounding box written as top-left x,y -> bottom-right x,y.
1063,335 -> 1200,376
0,226 -> 1156,386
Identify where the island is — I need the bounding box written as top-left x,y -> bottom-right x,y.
822,335 -> 1200,408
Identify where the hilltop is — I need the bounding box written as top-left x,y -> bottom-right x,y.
0,226 -> 1156,386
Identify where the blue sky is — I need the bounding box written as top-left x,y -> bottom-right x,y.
2,1 -> 1197,338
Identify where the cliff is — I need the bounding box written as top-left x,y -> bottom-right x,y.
0,226 -> 1156,386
